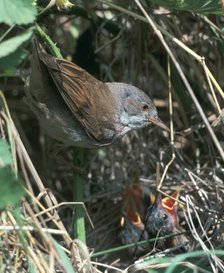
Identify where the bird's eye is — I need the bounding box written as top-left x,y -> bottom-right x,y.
162,213 -> 168,220
142,104 -> 149,111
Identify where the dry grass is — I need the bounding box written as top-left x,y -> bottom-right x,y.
0,1 -> 224,272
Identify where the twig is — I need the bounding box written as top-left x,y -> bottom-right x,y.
134,0 -> 224,162
158,57 -> 175,190
0,225 -> 67,234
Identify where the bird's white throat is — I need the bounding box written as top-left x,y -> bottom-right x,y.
120,112 -> 148,129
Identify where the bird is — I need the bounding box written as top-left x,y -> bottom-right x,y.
119,211 -> 149,257
119,183 -> 151,256
145,190 -> 189,252
26,40 -> 169,148
119,184 -> 188,257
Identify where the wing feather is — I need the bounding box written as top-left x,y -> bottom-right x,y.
36,42 -> 117,143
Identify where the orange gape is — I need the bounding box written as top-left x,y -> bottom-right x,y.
119,183 -> 188,256
123,183 -> 146,222
119,183 -> 149,256
145,190 -> 189,252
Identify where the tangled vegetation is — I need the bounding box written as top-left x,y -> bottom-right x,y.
0,0 -> 223,272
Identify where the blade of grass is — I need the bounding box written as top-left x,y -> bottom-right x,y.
51,238 -> 76,273
34,24 -> 86,243
92,232 -> 186,258
165,250 -> 224,273
0,90 -> 17,175
73,148 -> 86,243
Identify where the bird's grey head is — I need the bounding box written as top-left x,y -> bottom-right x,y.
107,83 -> 169,131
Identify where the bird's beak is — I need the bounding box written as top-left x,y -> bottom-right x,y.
147,116 -> 170,132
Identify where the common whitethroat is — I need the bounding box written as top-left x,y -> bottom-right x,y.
26,40 -> 169,148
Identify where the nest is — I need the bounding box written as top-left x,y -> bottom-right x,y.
0,2 -> 224,272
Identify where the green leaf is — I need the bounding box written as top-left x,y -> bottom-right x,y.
0,0 -> 37,25
0,68 -> 17,77
143,250 -> 224,273
51,238 -> 76,273
0,166 -> 25,209
0,48 -> 28,70
164,249 -> 224,273
73,148 -> 86,243
0,139 -> 12,166
0,29 -> 32,59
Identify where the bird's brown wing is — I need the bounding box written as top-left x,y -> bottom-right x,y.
36,42 -> 117,143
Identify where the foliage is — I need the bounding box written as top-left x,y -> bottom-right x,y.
0,0 -> 37,25
0,30 -> 33,59
0,166 -> 24,208
149,0 -> 224,14
0,139 -> 24,209
0,138 -> 12,165
0,0 -> 35,75
0,0 -> 224,272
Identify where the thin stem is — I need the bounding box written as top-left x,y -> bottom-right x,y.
134,0 -> 224,162
73,148 -> 86,243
